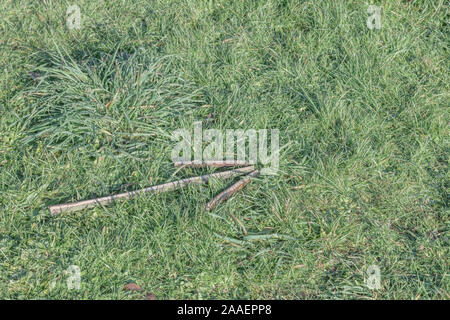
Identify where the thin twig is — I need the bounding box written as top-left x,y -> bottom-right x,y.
206,170 -> 259,211
174,161 -> 251,168
49,166 -> 255,215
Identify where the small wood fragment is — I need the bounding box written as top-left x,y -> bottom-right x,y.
124,283 -> 142,291
206,170 -> 259,211
144,292 -> 156,300
49,166 -> 255,215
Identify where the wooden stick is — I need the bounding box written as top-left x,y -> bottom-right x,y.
49,166 -> 255,215
206,170 -> 259,211
174,160 -> 251,168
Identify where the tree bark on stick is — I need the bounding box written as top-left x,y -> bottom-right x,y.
49,166 -> 255,215
205,170 -> 259,211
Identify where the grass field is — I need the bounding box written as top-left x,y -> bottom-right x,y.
0,0 -> 448,299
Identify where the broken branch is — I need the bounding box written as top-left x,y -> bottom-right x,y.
174,160 -> 251,168
205,169 -> 259,211
49,166 -> 255,215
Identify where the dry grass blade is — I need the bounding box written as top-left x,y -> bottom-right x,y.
49,166 -> 255,215
229,211 -> 247,235
205,170 -> 259,211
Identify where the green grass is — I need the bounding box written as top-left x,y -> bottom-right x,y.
0,0 -> 448,299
